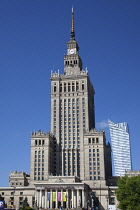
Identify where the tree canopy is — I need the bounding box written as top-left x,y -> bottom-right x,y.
116,175 -> 140,210
20,197 -> 33,210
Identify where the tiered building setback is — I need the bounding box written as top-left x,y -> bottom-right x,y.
0,8 -> 117,210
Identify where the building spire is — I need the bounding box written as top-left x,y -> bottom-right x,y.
71,7 -> 75,40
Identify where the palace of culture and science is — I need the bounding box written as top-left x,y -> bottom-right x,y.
0,9 -> 119,210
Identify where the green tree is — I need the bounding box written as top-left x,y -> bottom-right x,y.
116,175 -> 140,210
21,197 -> 33,210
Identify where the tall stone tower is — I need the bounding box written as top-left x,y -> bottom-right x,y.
30,8 -> 112,185
50,8 -> 95,179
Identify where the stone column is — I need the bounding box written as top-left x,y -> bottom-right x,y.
56,189 -> 58,209
77,189 -> 79,208
42,191 -> 44,208
61,189 -> 63,207
71,189 -> 74,208
36,190 -> 39,207
66,189 -> 68,209
35,191 -> 37,205
39,189 -> 42,208
45,190 -> 47,209
74,190 -> 76,208
50,189 -> 52,209
82,189 -> 85,208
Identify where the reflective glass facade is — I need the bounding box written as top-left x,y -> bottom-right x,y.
108,120 -> 132,176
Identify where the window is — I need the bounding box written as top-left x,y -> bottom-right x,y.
110,197 -> 115,204
76,82 -> 79,91
64,83 -> 66,92
54,84 -> 56,92
60,83 -> 62,92
82,81 -> 84,90
111,191 -> 115,196
72,82 -> 75,91
68,83 -> 71,92
20,192 -> 23,195
96,138 -> 99,143
92,138 -> 95,143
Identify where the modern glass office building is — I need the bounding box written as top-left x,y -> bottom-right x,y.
108,120 -> 132,176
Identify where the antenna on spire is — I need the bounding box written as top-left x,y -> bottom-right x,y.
71,6 -> 75,40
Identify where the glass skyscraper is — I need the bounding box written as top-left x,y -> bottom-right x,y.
108,120 -> 132,176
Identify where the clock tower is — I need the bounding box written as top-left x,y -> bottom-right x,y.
64,8 -> 82,75
50,7 -> 95,178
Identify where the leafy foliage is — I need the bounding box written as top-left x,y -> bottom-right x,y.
116,175 -> 140,210
20,197 -> 33,210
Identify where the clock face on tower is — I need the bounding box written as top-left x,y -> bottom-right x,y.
70,49 -> 74,54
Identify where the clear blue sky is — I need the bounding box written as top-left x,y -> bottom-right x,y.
0,0 -> 140,187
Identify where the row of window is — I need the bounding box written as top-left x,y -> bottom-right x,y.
34,168 -> 44,171
89,153 -> 100,157
34,159 -> 44,162
9,191 -> 23,195
53,98 -> 85,109
89,158 -> 100,161
65,59 -> 78,66
90,176 -> 101,180
34,163 -> 44,167
34,176 -> 44,180
11,182 -> 23,186
35,150 -> 44,154
34,154 -> 44,158
89,149 -> 99,152
35,139 -> 45,146
89,171 -> 100,175
88,138 -> 99,144
53,81 -> 85,93
34,172 -> 44,175
89,162 -> 100,166
89,166 -> 100,171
